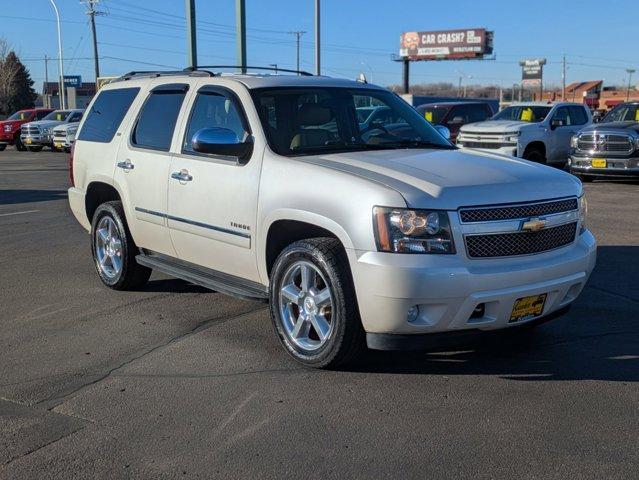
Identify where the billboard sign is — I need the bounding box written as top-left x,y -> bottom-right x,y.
399,29 -> 493,60
63,75 -> 82,88
520,59 -> 546,88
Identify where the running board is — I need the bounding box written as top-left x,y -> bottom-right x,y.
136,251 -> 268,302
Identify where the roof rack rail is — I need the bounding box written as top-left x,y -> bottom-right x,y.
113,70 -> 214,82
184,65 -> 313,76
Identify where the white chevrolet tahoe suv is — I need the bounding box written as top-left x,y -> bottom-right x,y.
457,102 -> 592,166
67,69 -> 596,368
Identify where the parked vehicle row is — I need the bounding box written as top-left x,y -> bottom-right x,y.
67,69 -> 595,368
0,108 -> 84,153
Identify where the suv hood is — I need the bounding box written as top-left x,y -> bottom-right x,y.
53,123 -> 77,132
460,120 -> 532,133
306,148 -> 582,209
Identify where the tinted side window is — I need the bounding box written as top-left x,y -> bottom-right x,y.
552,106 -> 570,125
569,106 -> 588,125
78,88 -> 139,143
133,90 -> 186,151
183,91 -> 248,153
68,112 -> 83,122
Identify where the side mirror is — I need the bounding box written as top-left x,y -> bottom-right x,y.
550,118 -> 565,130
434,125 -> 451,140
191,127 -> 253,161
448,116 -> 464,125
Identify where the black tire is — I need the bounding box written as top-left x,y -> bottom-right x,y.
575,173 -> 594,183
0,145 -> 6,152
91,201 -> 151,290
14,134 -> 26,151
269,237 -> 365,369
27,146 -> 43,152
524,148 -> 546,163
64,147 -> 71,153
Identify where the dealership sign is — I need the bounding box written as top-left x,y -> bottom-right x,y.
399,29 -> 494,60
520,59 -> 546,87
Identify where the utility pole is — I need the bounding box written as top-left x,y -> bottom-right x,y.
82,1 -> 104,81
288,30 -> 306,74
314,0 -> 320,75
236,0 -> 246,73
562,55 -> 566,100
185,0 -> 197,69
458,76 -> 463,97
626,68 -> 635,101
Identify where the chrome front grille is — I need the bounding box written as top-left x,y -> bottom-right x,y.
459,198 -> 578,223
21,125 -> 40,135
465,222 -> 577,258
460,141 -> 506,149
576,133 -> 633,154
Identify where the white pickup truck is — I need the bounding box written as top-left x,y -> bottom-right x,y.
457,102 -> 592,166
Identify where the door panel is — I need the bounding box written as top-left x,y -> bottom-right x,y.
167,85 -> 262,282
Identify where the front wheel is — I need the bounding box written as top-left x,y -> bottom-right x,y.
269,238 -> 365,369
524,148 -> 546,163
91,201 -> 151,290
14,135 -> 26,151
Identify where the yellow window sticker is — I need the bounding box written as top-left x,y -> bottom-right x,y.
57,114 -> 63,121
424,111 -> 433,122
520,108 -> 533,121
635,109 -> 639,121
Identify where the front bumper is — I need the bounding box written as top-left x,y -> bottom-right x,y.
458,145 -> 518,157
569,155 -> 639,177
20,134 -> 52,147
53,137 -> 73,149
350,230 -> 596,337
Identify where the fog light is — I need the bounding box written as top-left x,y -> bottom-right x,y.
407,305 -> 420,322
470,303 -> 485,319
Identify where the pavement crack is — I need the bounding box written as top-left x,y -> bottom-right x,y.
37,306 -> 267,410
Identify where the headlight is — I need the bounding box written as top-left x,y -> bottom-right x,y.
571,135 -> 579,149
579,195 -> 587,233
373,207 -> 455,254
504,131 -> 520,144
42,127 -> 51,134
4,124 -> 12,132
634,138 -> 639,150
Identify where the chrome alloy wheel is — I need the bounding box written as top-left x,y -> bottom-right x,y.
278,260 -> 334,351
95,216 -> 123,279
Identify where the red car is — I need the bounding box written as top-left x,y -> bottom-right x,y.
0,108 -> 54,151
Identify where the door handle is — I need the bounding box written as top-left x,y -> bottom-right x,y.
116,160 -> 134,171
170,169 -> 193,182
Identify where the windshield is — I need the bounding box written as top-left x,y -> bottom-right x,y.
251,87 -> 454,156
491,106 -> 551,123
42,110 -> 70,121
7,111 -> 30,121
602,104 -> 639,123
417,105 -> 450,124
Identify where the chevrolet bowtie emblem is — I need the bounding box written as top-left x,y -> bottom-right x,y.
521,217 -> 547,232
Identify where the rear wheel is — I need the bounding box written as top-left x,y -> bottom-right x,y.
269,238 -> 365,369
91,201 -> 151,290
0,145 -> 6,152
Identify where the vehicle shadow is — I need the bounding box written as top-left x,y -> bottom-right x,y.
0,189 -> 68,205
345,245 -> 639,382
141,278 -> 211,294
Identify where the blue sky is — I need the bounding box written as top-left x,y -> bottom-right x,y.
2,0 -> 638,91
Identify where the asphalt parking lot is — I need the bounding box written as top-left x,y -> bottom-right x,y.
1,148 -> 638,479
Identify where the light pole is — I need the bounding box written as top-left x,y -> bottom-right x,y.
49,0 -> 65,109
626,68 -> 635,102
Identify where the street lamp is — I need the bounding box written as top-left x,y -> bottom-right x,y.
626,68 -> 635,102
49,0 -> 65,109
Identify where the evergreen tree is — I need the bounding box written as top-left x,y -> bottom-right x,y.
0,50 -> 37,115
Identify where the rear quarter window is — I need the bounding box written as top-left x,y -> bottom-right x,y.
77,88 -> 140,143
